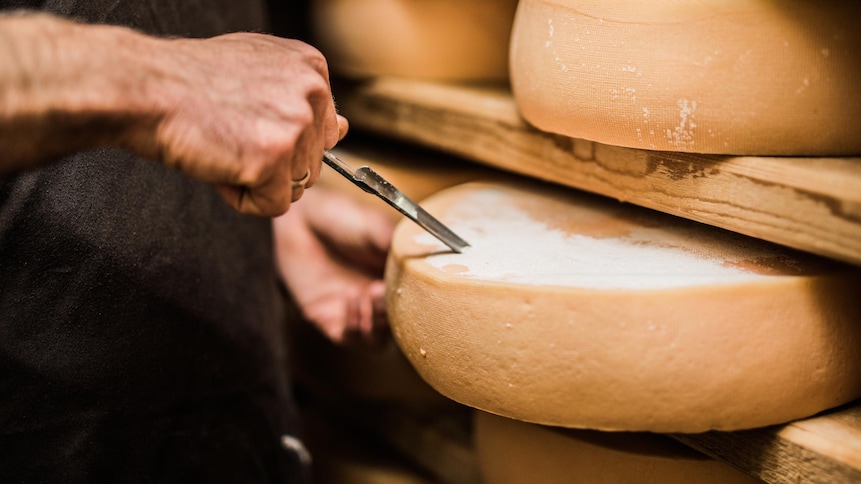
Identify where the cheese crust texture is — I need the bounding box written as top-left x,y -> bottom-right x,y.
475,411 -> 762,484
510,0 -> 861,155
310,0 -> 518,80
385,181 -> 861,432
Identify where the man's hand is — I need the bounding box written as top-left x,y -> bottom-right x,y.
0,13 -> 343,216
128,33 -> 345,216
274,185 -> 395,346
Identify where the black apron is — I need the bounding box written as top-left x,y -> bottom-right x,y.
0,1 -> 308,482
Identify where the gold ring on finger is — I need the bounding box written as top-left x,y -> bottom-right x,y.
291,169 -> 311,189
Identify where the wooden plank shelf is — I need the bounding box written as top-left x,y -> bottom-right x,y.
335,77 -> 861,266
674,402 -> 861,484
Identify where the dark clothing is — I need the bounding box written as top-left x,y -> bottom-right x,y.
0,1 -> 307,482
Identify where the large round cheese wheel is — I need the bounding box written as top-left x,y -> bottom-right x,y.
510,0 -> 861,155
310,0 -> 518,80
474,411 -> 761,484
385,181 -> 861,432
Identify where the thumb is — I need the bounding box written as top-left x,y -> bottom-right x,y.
336,115 -> 349,142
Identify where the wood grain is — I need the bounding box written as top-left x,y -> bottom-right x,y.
335,78 -> 861,266
674,403 -> 861,483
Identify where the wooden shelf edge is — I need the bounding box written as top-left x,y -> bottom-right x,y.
336,78 -> 861,266
672,402 -> 861,484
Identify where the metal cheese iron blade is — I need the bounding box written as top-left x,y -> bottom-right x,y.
322,150 -> 470,253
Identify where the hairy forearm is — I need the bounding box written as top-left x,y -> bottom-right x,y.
0,11 -> 343,216
0,12 -> 163,172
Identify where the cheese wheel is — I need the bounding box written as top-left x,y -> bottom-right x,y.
510,0 -> 861,155
474,411 -> 761,484
385,181 -> 861,432
310,0 -> 518,80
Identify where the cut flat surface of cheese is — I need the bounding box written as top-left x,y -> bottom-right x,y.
510,0 -> 861,155
310,0 -> 518,80
474,411 -> 762,484
385,181 -> 861,432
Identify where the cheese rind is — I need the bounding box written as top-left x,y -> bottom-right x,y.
386,181 -> 861,432
310,0 -> 518,80
475,411 -> 762,484
510,0 -> 861,155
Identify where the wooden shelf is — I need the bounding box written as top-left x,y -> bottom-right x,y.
674,403 -> 861,484
336,77 -> 861,266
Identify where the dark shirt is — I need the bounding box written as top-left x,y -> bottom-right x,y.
0,1 -> 306,482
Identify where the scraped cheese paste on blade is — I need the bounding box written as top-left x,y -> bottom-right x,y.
385,181 -> 861,432
475,411 -> 762,484
510,0 -> 861,155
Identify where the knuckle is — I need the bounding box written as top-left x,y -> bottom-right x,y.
307,74 -> 331,97
312,55 -> 330,79
302,45 -> 327,70
234,156 -> 271,186
293,103 -> 315,125
267,129 -> 303,159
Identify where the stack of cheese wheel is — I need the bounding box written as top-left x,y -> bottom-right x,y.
474,411 -> 762,484
385,180 -> 861,433
509,0 -> 861,155
310,0 -> 519,80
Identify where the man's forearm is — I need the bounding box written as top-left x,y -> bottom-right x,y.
0,12 -> 160,172
0,11 -> 344,216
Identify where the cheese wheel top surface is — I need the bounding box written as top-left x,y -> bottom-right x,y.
405,184 -> 830,290
386,181 -> 861,432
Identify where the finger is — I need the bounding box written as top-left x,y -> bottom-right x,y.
336,114 -> 349,142
290,106 -> 325,191
289,164 -> 309,203
356,288 -> 375,343
288,132 -> 315,202
214,184 -> 244,212
315,303 -> 350,344
306,128 -> 324,189
343,293 -> 364,345
321,95 -> 340,150
367,281 -> 390,345
214,183 -> 291,217
308,93 -> 335,186
290,186 -> 304,203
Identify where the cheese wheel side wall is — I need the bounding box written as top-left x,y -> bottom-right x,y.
510,0 -> 861,155
388,259 -> 861,432
311,0 -> 519,80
